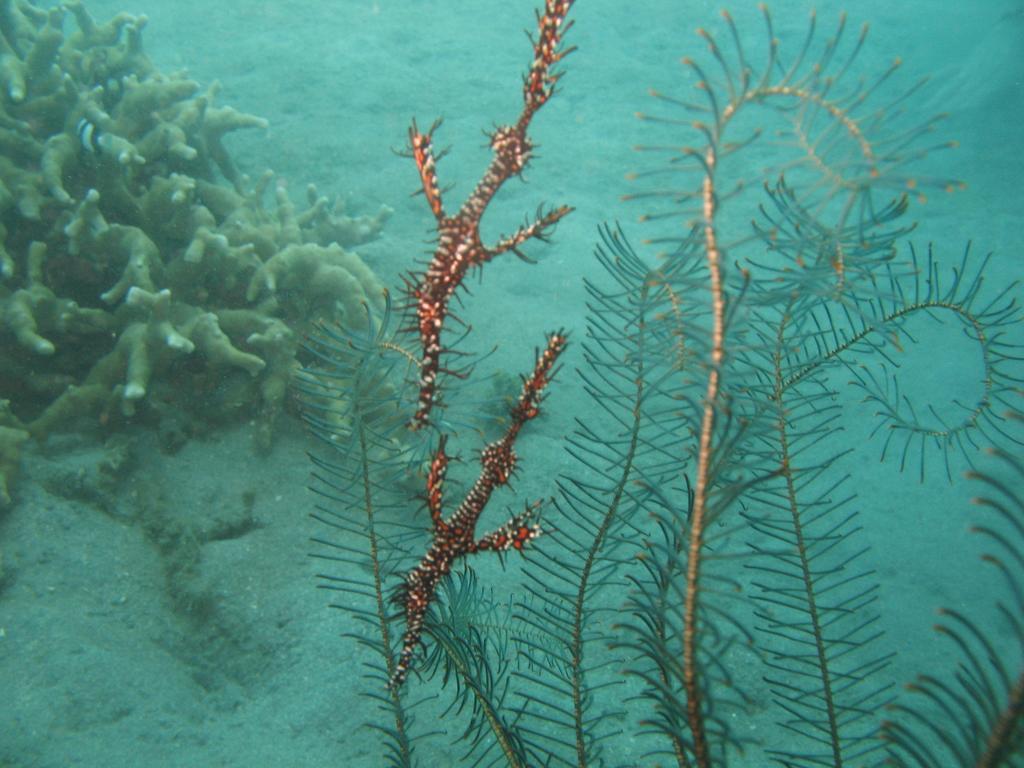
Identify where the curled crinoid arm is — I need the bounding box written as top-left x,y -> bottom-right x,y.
780,242 -> 1024,482
626,5 -> 961,287
390,331 -> 567,690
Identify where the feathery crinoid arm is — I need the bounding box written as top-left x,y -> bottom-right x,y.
509,224 -> 760,765
728,238 -> 1020,765
620,7 -> 1017,768
627,5 -> 961,295
883,405 -> 1024,767
297,293 -> 429,766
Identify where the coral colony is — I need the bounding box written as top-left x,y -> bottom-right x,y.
0,1 -> 392,503
391,0 -> 576,688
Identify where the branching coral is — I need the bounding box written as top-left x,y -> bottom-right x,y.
0,240 -> 110,355
0,397 -> 27,507
0,0 -> 392,495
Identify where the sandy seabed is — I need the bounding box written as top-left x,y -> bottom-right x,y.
1,1 -> 1022,765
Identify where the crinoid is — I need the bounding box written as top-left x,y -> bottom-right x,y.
301,4 -> 1022,767
603,6 -> 1022,766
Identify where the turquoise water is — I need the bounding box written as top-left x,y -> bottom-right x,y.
1,1 -> 1022,766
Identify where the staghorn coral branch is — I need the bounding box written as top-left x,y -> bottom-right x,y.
406,0 -> 576,431
391,331 -> 567,689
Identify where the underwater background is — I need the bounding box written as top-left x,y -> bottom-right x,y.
0,0 -> 1022,766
